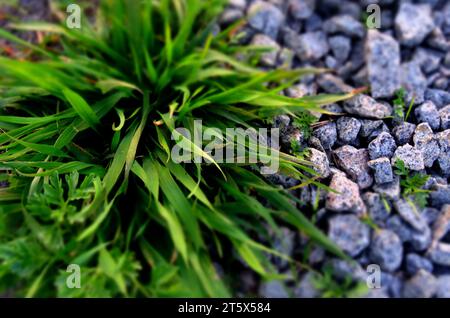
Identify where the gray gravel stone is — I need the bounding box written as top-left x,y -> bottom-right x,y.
439,105 -> 450,130
386,215 -> 413,243
344,94 -> 393,119
326,172 -> 365,214
437,130 -> 450,175
368,132 -> 397,160
328,214 -> 370,257
336,117 -> 361,144
430,184 -> 450,209
428,242 -> 450,266
400,61 -> 427,105
359,120 -> 389,141
436,275 -> 450,298
414,101 -> 441,131
323,14 -> 365,38
391,144 -> 425,171
288,0 -> 315,20
368,157 -> 394,185
422,207 -> 440,226
406,253 -> 434,276
286,82 -> 317,98
413,123 -> 440,168
425,89 -> 450,109
394,199 -> 428,233
380,271 -> 403,299
250,34 -> 280,67
411,225 -> 432,252
395,3 -> 435,47
365,30 -> 401,99
290,31 -> 329,62
294,272 -> 320,298
312,122 -> 337,149
370,230 -> 403,272
326,258 -> 367,282
392,122 -> 416,146
413,48 -> 443,74
373,175 -> 401,201
363,192 -> 390,226
259,280 -> 289,298
220,8 -> 244,25
307,148 -> 331,179
402,270 -> 437,298
432,205 -> 450,241
333,145 -> 373,189
247,1 -> 284,39
317,74 -> 353,94
329,35 -> 351,63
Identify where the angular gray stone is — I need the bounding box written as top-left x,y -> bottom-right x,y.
326,258 -> 367,282
307,148 -> 331,179
333,145 -> 373,189
290,31 -> 329,62
413,123 -> 440,168
219,8 -> 244,25
406,253 -> 434,276
363,192 -> 390,226
313,122 -> 337,150
368,132 -> 397,160
415,101 -> 441,131
259,280 -> 289,298
422,207 -> 440,226
247,1 -> 284,39
294,272 -> 320,298
439,105 -> 450,130
425,89 -> 450,109
394,199 -> 429,233
365,30 -> 401,99
326,172 -> 365,214
428,242 -> 450,266
386,215 -> 413,243
402,270 -> 437,298
430,184 -> 450,209
323,14 -> 365,38
368,157 -> 394,185
329,35 -> 351,63
436,275 -> 450,298
413,48 -> 443,74
328,214 -> 370,257
250,34 -> 280,67
288,0 -> 315,20
392,122 -> 416,146
400,61 -> 427,105
344,94 -> 393,119
370,230 -> 403,272
395,3 -> 435,47
373,175 -> 401,201
391,144 -> 425,171
432,205 -> 450,241
359,120 -> 389,141
317,74 -> 353,94
411,225 -> 432,252
336,117 -> 361,144
436,130 -> 450,175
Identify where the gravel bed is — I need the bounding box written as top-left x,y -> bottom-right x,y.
218,0 -> 450,298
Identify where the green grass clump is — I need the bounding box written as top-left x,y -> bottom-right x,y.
0,0 -> 356,297
393,159 -> 430,209
392,88 -> 415,123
